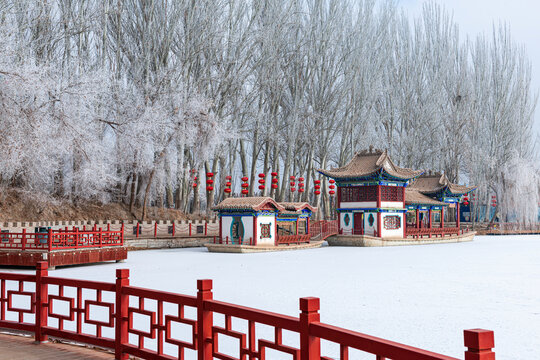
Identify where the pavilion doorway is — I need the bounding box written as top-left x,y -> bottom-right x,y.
353,212 -> 363,235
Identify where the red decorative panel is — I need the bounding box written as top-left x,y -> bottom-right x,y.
128,307 -> 157,338
7,290 -> 36,314
84,299 -> 114,327
164,314 -> 197,350
340,186 -> 377,202
258,339 -> 300,360
212,326 -> 247,360
381,186 -> 404,202
48,294 -> 75,322
383,215 -> 401,230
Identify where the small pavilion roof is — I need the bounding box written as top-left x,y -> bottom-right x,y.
409,173 -> 475,196
405,189 -> 448,207
212,197 -> 284,212
278,202 -> 317,213
317,149 -> 423,181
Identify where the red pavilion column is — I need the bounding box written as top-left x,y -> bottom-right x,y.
440,207 -> 445,228
456,202 -> 461,231
428,208 -> 432,238
415,209 -> 419,229
253,215 -> 257,246
376,185 -> 382,237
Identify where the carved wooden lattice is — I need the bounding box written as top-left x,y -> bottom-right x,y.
383,215 -> 401,230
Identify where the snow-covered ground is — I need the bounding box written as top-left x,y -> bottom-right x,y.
3,235 -> 539,359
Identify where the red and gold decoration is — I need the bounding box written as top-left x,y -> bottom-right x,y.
298,177 -> 305,193
206,172 -> 214,192
328,179 -> 336,195
290,176 -> 296,193
258,173 -> 266,191
224,175 -> 232,195
241,176 -> 249,196
491,195 -> 497,207
314,179 -> 321,196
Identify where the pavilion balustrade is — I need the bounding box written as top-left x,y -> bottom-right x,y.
276,234 -> 311,245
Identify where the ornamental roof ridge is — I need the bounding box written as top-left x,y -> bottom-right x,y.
317,148 -> 423,181
212,196 -> 285,212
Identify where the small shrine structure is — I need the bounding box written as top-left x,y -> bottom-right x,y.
207,197 -> 320,252
318,149 -> 476,245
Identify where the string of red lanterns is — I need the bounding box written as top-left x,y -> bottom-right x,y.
224,175 -> 232,195
328,179 -> 336,195
298,177 -> 305,193
290,176 -> 296,193
314,179 -> 321,195
206,172 -> 214,192
271,172 -> 278,190
258,173 -> 266,191
241,176 -> 249,196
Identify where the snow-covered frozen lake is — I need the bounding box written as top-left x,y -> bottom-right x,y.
3,235 -> 539,359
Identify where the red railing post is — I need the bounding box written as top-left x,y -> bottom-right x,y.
75,227 -> 79,249
115,269 -> 130,360
99,228 -> 103,248
154,222 -> 158,238
189,223 -> 192,236
464,329 -> 495,360
121,223 -> 125,245
299,297 -> 321,360
35,261 -> 48,343
47,228 -> 53,251
22,228 -> 27,250
136,222 -> 140,238
205,222 -> 207,235
172,222 -> 176,237
197,279 -> 213,360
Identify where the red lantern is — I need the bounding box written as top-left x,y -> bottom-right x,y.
314,185 -> 321,190
464,201 -> 469,206
258,173 -> 265,178
194,176 -> 198,180
225,175 -> 232,180
272,178 -> 278,184
241,183 -> 249,188
329,179 -> 335,184
271,172 -> 278,177
258,185 -> 265,190
241,176 -> 249,182
290,182 -> 295,187
225,181 -> 232,186
206,186 -> 214,191
192,183 -> 197,188
291,187 -> 296,192
206,179 -> 214,185
224,188 -> 232,193
299,183 -> 304,187
329,185 -> 335,189
241,189 -> 249,195
271,184 -> 278,189
314,180 -> 321,184
298,177 -> 304,182
314,190 -> 321,195
290,176 -> 295,180
206,172 -> 214,177
329,190 -> 335,195
258,179 -> 265,184
299,189 -> 304,193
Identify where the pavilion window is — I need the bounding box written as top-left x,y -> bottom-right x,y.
380,186 -> 404,202
339,186 -> 377,202
298,220 -> 307,235
277,222 -> 297,236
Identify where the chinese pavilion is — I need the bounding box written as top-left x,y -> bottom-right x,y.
318,149 -> 475,242
209,197 -> 318,249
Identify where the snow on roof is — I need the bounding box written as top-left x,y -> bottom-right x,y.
409,173 -> 475,196
212,197 -> 284,212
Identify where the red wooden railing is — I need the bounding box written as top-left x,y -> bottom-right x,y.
276,234 -> 311,245
0,226 -> 124,251
0,262 -> 495,360
310,220 -> 339,241
405,227 -> 463,239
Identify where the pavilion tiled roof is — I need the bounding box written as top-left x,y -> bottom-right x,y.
405,189 -> 448,206
212,197 -> 284,212
278,202 -> 317,213
409,173 -> 475,196
317,149 -> 423,181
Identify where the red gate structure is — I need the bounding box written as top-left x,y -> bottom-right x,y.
0,227 -> 126,268
0,262 -> 495,360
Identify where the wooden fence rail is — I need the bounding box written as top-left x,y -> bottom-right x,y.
0,262 -> 495,360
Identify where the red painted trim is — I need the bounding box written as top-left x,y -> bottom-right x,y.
376,185 -> 381,208
377,212 -> 382,238
441,207 -> 445,228
253,215 -> 257,246
415,209 -> 419,229
456,203 -> 460,229
219,217 -> 222,243
428,209 -> 432,229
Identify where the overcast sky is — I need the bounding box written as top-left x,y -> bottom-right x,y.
399,0 -> 540,133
